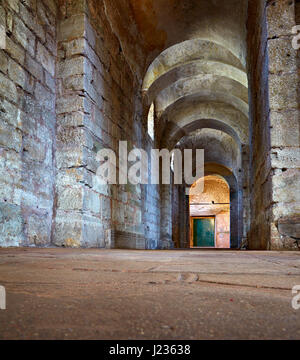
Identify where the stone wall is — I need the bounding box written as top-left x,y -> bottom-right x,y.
267,0 -> 300,249
248,0 -> 300,250
54,0 -> 161,248
0,0 -> 57,246
0,0 -> 161,249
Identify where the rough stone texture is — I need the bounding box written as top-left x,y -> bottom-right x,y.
0,0 -> 57,247
246,0 -> 300,250
0,0 -> 298,250
54,0 -> 160,249
267,0 -> 300,249
247,0 -> 272,249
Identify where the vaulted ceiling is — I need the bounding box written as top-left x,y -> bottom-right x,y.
104,0 -> 249,174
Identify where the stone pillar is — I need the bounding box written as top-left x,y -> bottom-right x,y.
247,0 -> 273,249
183,190 -> 190,248
267,0 -> 300,249
241,144 -> 251,245
172,183 -> 189,248
54,0 -> 109,247
229,189 -> 239,248
160,184 -> 174,249
54,0 -> 153,249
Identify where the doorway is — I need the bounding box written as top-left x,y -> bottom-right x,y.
189,175 -> 231,249
192,217 -> 215,248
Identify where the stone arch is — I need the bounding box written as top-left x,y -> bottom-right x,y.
155,75 -> 248,116
159,101 -> 249,147
142,39 -> 246,92
161,119 -> 246,152
144,61 -> 248,106
188,163 -> 242,248
167,127 -> 245,249
189,174 -> 230,248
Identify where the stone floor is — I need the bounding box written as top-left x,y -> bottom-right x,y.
0,248 -> 300,340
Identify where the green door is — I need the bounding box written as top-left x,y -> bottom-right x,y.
193,218 -> 215,247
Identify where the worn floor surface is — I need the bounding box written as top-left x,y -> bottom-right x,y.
0,248 -> 300,340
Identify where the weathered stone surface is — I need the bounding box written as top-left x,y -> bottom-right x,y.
0,72 -> 18,103
24,54 -> 43,81
5,0 -> 19,12
44,0 -> 57,16
269,72 -> 298,111
58,56 -> 85,79
270,110 -> 299,147
63,38 -> 85,57
272,169 -> 300,204
0,50 -> 8,73
13,17 -> 35,57
83,189 -> 101,214
4,37 -> 25,65
19,2 -> 45,43
27,213 -> 51,246
271,148 -> 300,169
37,2 -> 55,37
0,0 -> 57,249
0,203 -> 23,247
35,82 -> 55,111
0,120 -> 22,151
278,216 -> 300,240
56,95 -> 85,114
8,58 -> 34,93
55,148 -> 84,169
266,0 -> 295,37
57,188 -> 83,211
268,37 -> 297,74
53,211 -> 83,247
57,14 -> 85,42
0,5 -> 6,27
0,97 -> 19,127
36,42 -> 55,76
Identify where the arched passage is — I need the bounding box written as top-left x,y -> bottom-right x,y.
171,159 -> 242,249
189,175 -> 231,248
163,124 -> 245,250
138,0 -> 250,250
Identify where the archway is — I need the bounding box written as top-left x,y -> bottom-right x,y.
189,175 -> 230,248
137,0 -> 258,250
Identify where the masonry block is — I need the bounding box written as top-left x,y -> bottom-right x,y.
0,203 -> 23,247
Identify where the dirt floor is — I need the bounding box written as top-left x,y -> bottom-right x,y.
0,248 -> 300,340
